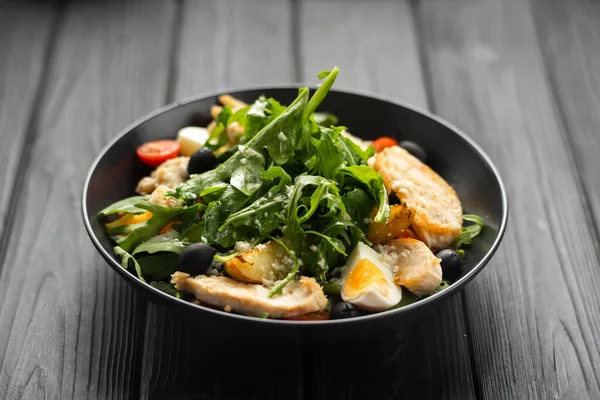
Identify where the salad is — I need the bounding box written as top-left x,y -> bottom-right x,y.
98,67 -> 483,320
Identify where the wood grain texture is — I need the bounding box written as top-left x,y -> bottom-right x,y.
139,1 -> 303,399
532,0 -> 600,234
417,0 -> 600,398
174,0 -> 296,99
299,0 -> 428,109
299,1 -> 476,399
0,1 -> 57,243
0,1 -> 175,398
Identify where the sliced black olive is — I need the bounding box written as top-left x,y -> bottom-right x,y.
178,243 -> 217,275
331,301 -> 362,319
187,148 -> 217,175
399,140 -> 427,163
435,249 -> 462,271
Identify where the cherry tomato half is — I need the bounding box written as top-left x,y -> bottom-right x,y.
284,311 -> 331,321
372,137 -> 398,153
136,140 -> 180,167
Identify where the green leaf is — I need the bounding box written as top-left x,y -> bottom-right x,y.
149,281 -> 178,296
454,214 -> 485,248
138,253 -> 180,281
116,201 -> 199,252
312,112 -> 338,126
337,165 -> 389,223
433,279 -> 451,294
172,88 -> 309,200
205,106 -> 232,150
316,128 -> 344,179
342,188 -> 374,232
389,290 -> 418,310
98,196 -> 147,216
317,70 -> 331,79
114,246 -> 146,283
306,230 -> 347,256
267,236 -> 299,297
216,167 -> 292,237
132,237 -> 189,255
230,146 -> 265,196
463,214 -> 484,226
304,67 -> 340,120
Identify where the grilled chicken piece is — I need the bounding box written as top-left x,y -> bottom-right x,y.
224,241 -> 291,284
376,238 -> 442,297
136,156 -> 190,195
148,184 -> 185,208
367,204 -> 414,245
218,94 -> 247,112
371,146 -> 462,250
171,272 -> 328,318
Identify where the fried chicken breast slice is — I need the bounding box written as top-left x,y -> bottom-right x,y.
376,238 -> 442,297
171,273 -> 328,318
371,146 -> 462,250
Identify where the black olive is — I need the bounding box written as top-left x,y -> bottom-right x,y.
187,148 -> 217,175
436,249 -> 462,271
399,140 -> 427,163
331,301 -> 362,319
178,243 -> 217,275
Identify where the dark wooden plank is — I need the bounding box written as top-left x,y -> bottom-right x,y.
298,1 -> 476,399
416,0 -> 600,398
532,0 -> 600,235
0,1 -> 175,398
139,1 -> 303,399
0,1 -> 58,244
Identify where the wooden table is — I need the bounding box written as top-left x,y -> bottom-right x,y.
1,0 -> 600,398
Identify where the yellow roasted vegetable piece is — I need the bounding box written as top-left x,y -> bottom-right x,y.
367,204 -> 413,245
106,211 -> 152,230
224,241 -> 289,284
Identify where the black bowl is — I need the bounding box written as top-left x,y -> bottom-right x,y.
82,87 -> 508,338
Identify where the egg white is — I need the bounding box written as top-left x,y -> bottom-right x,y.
340,242 -> 402,312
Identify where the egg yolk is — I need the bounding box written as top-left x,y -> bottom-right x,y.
343,259 -> 390,299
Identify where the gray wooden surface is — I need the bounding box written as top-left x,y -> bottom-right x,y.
0,0 -> 599,399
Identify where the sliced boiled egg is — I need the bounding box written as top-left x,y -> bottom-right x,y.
340,242 -> 402,312
177,127 -> 209,156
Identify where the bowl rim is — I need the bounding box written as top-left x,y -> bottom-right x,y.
82,84 -> 509,326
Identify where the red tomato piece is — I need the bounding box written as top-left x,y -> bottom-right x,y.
284,311 -> 331,321
136,140 -> 180,167
372,137 -> 398,153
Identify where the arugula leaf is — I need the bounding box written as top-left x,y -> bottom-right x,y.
389,290 -> 418,309
454,214 -> 485,248
317,70 -> 331,79
219,167 -> 291,235
316,128 -> 344,179
116,201 -> 199,252
205,106 -> 232,151
244,96 -> 270,139
267,236 -> 299,297
132,237 -> 189,255
114,246 -> 146,282
306,230 -> 347,256
230,146 -> 265,196
99,196 -> 147,215
149,281 -> 178,296
313,112 -> 338,127
433,279 -> 451,294
304,67 -> 340,120
138,253 -> 180,281
342,188 -> 374,231
337,165 -> 389,223
171,88 -> 309,200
